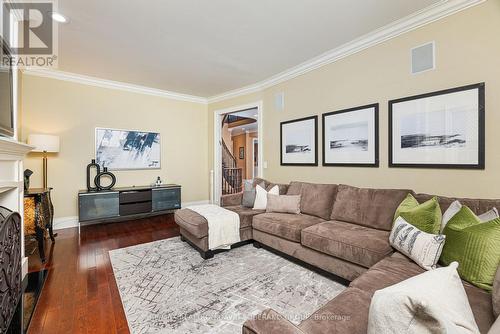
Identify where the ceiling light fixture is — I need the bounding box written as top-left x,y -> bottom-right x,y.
51,12 -> 68,23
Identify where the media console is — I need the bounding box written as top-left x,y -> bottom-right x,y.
78,184 -> 181,225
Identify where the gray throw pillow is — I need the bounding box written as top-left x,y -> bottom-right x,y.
242,181 -> 264,208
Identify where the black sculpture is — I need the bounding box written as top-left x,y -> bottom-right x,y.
24,169 -> 33,192
94,166 -> 116,191
86,159 -> 101,191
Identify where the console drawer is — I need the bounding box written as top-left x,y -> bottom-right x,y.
119,190 -> 152,204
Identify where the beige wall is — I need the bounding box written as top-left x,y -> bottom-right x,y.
21,74 -> 209,219
209,1 -> 500,199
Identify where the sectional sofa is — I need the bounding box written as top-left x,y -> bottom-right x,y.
174,178 -> 499,333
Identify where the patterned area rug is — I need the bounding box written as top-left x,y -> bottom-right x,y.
109,237 -> 346,334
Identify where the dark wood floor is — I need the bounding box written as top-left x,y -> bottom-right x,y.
27,214 -> 180,334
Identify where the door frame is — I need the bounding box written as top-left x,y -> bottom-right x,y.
213,101 -> 263,204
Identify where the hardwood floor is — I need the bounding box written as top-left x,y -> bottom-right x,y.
27,214 -> 180,334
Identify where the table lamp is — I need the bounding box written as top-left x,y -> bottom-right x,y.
27,134 -> 60,189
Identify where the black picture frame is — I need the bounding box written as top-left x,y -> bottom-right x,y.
389,83 -> 485,169
239,147 -> 244,160
322,103 -> 379,167
280,115 -> 318,166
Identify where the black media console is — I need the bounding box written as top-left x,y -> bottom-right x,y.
78,184 -> 181,225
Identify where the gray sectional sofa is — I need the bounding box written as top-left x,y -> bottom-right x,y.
174,178 -> 500,333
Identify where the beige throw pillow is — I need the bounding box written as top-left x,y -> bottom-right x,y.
253,185 -> 279,210
266,194 -> 301,214
488,316 -> 500,334
368,262 -> 480,334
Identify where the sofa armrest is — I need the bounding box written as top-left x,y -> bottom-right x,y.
221,193 -> 243,207
242,309 -> 305,334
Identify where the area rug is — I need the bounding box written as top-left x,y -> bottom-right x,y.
109,237 -> 346,334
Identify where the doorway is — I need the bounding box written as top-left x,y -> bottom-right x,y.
213,101 -> 263,204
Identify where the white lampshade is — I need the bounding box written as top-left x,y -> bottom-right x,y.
28,134 -> 60,153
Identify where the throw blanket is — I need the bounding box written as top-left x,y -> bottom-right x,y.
187,204 -> 240,250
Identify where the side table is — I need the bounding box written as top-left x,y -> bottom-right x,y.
24,188 -> 57,263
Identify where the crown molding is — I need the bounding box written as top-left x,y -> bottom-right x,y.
22,69 -> 208,104
19,0 -> 485,106
207,0 -> 485,104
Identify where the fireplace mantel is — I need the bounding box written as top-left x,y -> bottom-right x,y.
0,137 -> 34,278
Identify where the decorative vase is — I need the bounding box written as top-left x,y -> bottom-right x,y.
94,167 -> 116,191
24,169 -> 33,192
86,159 -> 101,191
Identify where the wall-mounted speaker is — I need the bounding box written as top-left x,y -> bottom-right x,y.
411,42 -> 435,74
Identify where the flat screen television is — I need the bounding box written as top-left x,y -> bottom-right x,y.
0,37 -> 14,138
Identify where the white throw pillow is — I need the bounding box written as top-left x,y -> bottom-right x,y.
441,200 -> 499,232
368,262 -> 480,334
390,217 -> 446,270
253,185 -> 279,210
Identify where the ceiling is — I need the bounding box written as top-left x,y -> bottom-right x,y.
56,0 -> 441,98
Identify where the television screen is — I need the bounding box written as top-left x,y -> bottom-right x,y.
0,38 -> 14,137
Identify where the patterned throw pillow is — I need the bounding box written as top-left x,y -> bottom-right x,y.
390,217 -> 446,270
440,206 -> 500,291
394,194 -> 442,234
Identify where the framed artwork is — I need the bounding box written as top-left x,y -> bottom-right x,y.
322,104 -> 379,167
95,128 -> 161,170
389,83 -> 485,169
239,147 -> 245,159
280,116 -> 318,166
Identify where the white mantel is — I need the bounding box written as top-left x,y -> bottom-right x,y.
0,137 -> 34,278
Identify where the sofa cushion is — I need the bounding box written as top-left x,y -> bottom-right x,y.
224,205 -> 265,229
350,256 -> 495,334
415,193 -> 500,216
299,288 -> 372,334
253,177 -> 289,195
301,221 -> 392,268
252,213 -> 324,242
331,184 -> 412,231
286,182 -> 338,220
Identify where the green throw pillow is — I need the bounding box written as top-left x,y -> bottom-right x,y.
394,194 -> 441,234
440,206 -> 500,291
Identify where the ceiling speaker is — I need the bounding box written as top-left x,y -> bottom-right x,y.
411,42 -> 435,74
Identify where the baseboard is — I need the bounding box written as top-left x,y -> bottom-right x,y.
53,216 -> 79,230
183,200 -> 210,207
53,200 -> 210,231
